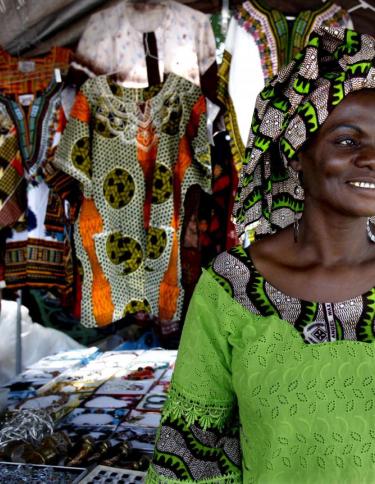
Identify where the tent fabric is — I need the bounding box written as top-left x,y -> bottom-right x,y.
0,0 -> 373,58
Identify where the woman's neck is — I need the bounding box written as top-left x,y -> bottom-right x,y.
298,207 -> 374,267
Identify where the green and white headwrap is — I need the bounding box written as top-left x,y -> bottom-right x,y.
234,26 -> 375,238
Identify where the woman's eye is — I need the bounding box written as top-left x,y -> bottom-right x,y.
337,137 -> 357,146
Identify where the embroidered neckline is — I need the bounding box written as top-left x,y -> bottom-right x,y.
237,0 -> 347,82
232,244 -> 375,307
92,73 -> 192,143
0,78 -> 62,171
102,71 -> 181,107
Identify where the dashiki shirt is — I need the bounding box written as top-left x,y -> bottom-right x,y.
0,48 -> 74,293
72,0 -> 216,89
148,245 -> 375,483
54,73 -> 211,328
218,0 -> 352,171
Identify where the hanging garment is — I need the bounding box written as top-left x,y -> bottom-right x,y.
0,48 -> 75,296
72,0 -> 217,91
217,0 -> 352,171
54,73 -> 211,328
180,132 -> 238,321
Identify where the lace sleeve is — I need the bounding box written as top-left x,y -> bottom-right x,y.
146,270 -> 242,483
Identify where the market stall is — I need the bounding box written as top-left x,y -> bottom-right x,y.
0,0 -> 374,482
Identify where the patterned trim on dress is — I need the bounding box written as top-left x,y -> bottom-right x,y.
147,464 -> 241,484
217,50 -> 245,173
4,238 -> 71,290
1,81 -> 63,174
209,245 -> 375,344
235,2 -> 276,82
148,414 -> 241,483
148,381 -> 241,483
239,0 -> 350,82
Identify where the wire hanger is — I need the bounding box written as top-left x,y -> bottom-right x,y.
348,0 -> 375,13
221,0 -> 230,36
143,34 -> 160,62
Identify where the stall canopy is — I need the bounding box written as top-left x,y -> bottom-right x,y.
0,0 -> 373,58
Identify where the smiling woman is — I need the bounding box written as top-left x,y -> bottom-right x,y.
146,26 -> 375,484
254,89 -> 375,304
293,90 -> 375,218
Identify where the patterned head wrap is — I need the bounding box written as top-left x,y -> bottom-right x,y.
234,26 -> 375,237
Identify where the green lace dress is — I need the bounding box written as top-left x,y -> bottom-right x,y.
147,245 -> 375,483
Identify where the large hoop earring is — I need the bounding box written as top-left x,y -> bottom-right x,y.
367,219 -> 375,243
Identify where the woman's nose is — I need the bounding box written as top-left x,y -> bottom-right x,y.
354,145 -> 375,169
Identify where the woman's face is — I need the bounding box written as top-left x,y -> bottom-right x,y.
293,89 -> 375,218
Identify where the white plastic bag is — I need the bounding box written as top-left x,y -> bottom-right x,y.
0,299 -> 83,385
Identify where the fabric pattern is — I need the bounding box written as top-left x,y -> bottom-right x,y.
148,251 -> 375,483
0,48 -> 74,293
234,26 -> 375,237
54,73 -> 211,328
0,107 -> 25,230
73,0 -> 216,88
151,414 -> 241,482
0,47 -> 71,96
217,1 -> 352,171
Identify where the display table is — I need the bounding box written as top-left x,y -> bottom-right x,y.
0,347 -> 177,483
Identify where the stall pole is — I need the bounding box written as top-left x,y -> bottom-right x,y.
15,289 -> 22,375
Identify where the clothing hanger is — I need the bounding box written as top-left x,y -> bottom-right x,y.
221,0 -> 230,35
126,0 -> 167,3
125,0 -> 168,7
143,34 -> 160,62
348,0 -> 375,13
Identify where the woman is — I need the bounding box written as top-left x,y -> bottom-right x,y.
147,27 -> 375,483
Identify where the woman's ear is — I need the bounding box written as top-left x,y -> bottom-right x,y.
289,157 -> 302,173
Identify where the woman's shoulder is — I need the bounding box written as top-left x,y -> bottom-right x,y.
206,241 -> 299,323
210,243 -> 253,272
206,244 -> 256,299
